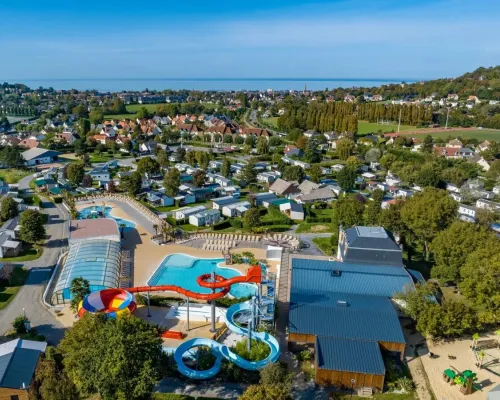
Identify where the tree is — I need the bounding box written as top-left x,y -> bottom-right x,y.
256,136 -> 269,155
245,135 -> 256,147
164,168 -> 181,197
259,363 -> 292,388
1,196 -> 18,221
336,166 -> 357,191
400,188 -> 457,260
66,163 -> 85,186
186,151 -> 197,166
136,107 -> 150,119
422,135 -> 434,153
59,314 -> 163,400
82,174 -> 92,188
78,118 -> 91,137
333,194 -> 365,228
240,384 -> 292,400
475,208 -> 495,228
486,159 -> 500,181
304,139 -> 321,163
430,222 -> 492,283
336,138 -> 355,160
309,164 -> 322,183
89,110 -> 104,125
137,156 -> 160,177
364,147 -> 381,163
283,165 -> 305,182
70,277 -> 90,311
241,159 -> 257,184
31,357 -> 80,400
221,157 -> 231,178
243,208 -> 261,232
107,179 -> 116,193
121,171 -> 142,195
122,139 -> 133,152
19,210 -> 46,244
196,151 -> 209,170
416,163 -> 442,188
295,136 -> 307,151
365,189 -> 384,225
156,149 -> 169,168
193,170 -> 206,187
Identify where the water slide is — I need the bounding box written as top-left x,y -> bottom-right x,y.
173,301 -> 280,379
126,265 -> 262,301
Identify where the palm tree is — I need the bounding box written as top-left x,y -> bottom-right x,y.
70,277 -> 90,311
153,224 -> 159,235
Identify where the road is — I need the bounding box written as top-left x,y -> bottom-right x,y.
0,174 -> 69,344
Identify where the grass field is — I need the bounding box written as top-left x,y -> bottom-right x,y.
400,129 -> 500,141
312,237 -> 334,255
0,267 -> 29,310
1,245 -> 43,262
0,169 -> 32,184
358,120 -> 417,135
262,116 -> 279,128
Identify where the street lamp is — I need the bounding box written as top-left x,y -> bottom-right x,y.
350,378 -> 356,399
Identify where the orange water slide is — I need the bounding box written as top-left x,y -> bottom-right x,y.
126,265 -> 262,301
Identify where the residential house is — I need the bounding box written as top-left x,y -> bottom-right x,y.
476,199 -> 500,212
303,130 -> 320,139
471,154 -> 490,171
0,338 -> 48,399
478,140 -> 491,152
173,191 -> 196,206
222,201 -> 251,217
89,165 -> 110,183
189,209 -> 221,227
139,141 -> 157,154
458,204 -> 476,222
284,145 -> 303,157
298,180 -> 320,194
21,148 -> 60,167
269,179 -> 300,197
253,192 -> 278,206
295,187 -> 336,204
18,138 -> 40,149
280,201 -> 305,220
282,156 -> 310,169
212,196 -> 240,210
146,191 -> 174,207
173,205 -> 206,221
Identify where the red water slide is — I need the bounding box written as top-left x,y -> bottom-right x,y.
126,265 -> 262,301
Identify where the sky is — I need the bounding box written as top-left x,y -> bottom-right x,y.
1,0 -> 500,80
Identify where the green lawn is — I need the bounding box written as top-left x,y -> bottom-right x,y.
105,102 -> 219,120
262,116 -> 279,128
103,113 -> 134,120
1,244 -> 43,262
400,128 -> 500,141
312,237 -> 334,255
0,267 -> 29,310
0,169 -> 32,184
89,153 -> 126,163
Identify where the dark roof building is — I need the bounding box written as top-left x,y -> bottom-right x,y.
337,226 -> 403,266
0,339 -> 47,397
288,253 -> 415,392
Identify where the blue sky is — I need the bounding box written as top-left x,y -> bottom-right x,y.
0,0 -> 499,80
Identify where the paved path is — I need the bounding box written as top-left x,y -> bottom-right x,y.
0,269 -> 66,344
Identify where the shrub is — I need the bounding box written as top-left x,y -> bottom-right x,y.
305,216 -> 332,223
12,315 -> 29,334
212,220 -> 231,231
53,196 -> 63,204
229,219 -> 243,228
215,296 -> 251,308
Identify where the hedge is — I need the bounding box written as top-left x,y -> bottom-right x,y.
213,220 -> 231,230
53,196 -> 63,203
229,219 -> 243,228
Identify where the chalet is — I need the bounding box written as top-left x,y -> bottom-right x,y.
189,209 -> 221,227
173,205 -> 206,221
222,201 -> 251,217
269,179 -> 300,197
295,187 -> 336,204
458,204 -> 476,222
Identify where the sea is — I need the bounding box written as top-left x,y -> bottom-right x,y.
7,78 -> 419,92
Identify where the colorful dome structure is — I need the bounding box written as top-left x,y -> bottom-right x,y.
78,288 -> 137,319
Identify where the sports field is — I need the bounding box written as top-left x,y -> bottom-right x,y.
358,120 -> 417,135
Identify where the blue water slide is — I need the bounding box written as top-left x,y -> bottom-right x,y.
174,301 -> 280,379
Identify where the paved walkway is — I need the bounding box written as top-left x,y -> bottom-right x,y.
0,269 -> 66,344
276,252 -> 290,355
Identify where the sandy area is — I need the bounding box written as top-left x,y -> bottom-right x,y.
415,332 -> 499,399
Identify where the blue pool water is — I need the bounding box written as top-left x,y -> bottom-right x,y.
148,254 -> 257,298
78,206 -> 136,230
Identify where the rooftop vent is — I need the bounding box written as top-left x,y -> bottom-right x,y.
331,269 -> 341,277
337,300 -> 348,307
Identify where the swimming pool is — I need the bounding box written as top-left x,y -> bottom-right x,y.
78,206 -> 136,230
148,254 -> 257,298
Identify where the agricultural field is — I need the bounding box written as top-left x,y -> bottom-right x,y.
358,120 -> 417,135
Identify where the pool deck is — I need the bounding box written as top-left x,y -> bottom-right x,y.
75,202 -> 278,292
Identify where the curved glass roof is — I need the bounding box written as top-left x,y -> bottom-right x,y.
54,239 -> 121,300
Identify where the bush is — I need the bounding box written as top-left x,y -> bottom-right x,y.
12,315 -> 29,334
212,220 -> 231,230
53,196 -> 63,203
229,219 -> 243,228
305,216 -> 332,223
215,296 -> 250,308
